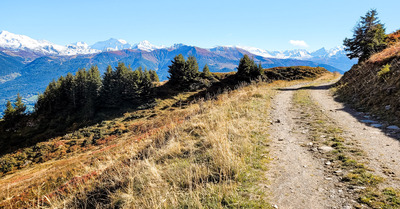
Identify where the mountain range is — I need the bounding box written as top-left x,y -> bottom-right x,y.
0,30 -> 357,115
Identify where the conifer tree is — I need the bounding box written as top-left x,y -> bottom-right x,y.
236,54 -> 262,80
75,68 -> 88,108
168,54 -> 186,85
184,56 -> 200,82
100,65 -> 116,107
3,100 -> 15,121
167,54 -> 200,89
202,64 -> 213,78
149,70 -> 159,82
141,68 -> 153,97
343,9 -> 387,62
63,73 -> 76,109
14,93 -> 26,116
85,66 -> 102,115
3,94 -> 26,122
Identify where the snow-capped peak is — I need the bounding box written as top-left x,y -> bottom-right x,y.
90,38 -> 132,51
118,39 -> 127,44
0,30 -> 99,55
65,42 -> 99,55
216,44 -> 346,60
132,40 -> 165,52
234,45 -> 273,58
0,30 -> 63,53
72,41 -> 89,48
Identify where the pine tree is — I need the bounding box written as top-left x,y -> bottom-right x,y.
168,54 -> 186,85
167,54 -> 201,89
85,66 -> 102,115
343,9 -> 387,62
3,94 -> 26,122
100,65 -> 116,107
149,70 -> 159,82
184,56 -> 200,82
202,64 -> 213,78
14,93 -> 26,116
63,73 -> 76,109
141,68 -> 153,97
3,100 -> 15,121
74,68 -> 88,108
236,54 -> 262,80
115,63 -> 132,101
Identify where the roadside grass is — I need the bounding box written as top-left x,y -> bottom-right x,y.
293,88 -> 399,209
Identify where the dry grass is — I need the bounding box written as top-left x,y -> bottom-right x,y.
369,42 -> 400,63
49,82 -> 274,208
336,53 -> 400,125
0,90 -> 201,208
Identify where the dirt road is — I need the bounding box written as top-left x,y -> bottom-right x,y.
267,80 -> 400,208
310,83 -> 400,188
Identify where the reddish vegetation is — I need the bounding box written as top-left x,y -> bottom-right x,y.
369,42 -> 400,63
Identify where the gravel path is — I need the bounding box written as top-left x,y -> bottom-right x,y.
267,79 -> 400,208
267,84 -> 340,209
309,83 -> 400,189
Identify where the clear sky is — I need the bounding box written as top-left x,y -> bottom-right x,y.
1,0 -> 399,51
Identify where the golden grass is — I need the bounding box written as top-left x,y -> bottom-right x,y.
48,82 -> 275,208
0,90 -> 202,208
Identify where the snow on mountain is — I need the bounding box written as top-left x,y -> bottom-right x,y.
281,49 -> 312,60
90,38 -> 132,51
234,44 -> 346,60
0,30 -> 99,55
0,31 -> 166,55
327,46 -> 346,57
90,39 -> 165,52
132,40 -> 165,52
64,42 -> 99,55
0,30 -> 64,54
233,45 -> 274,58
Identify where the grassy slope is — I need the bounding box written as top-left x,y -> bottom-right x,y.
0,67 -> 329,208
58,82 -> 275,208
336,39 -> 400,125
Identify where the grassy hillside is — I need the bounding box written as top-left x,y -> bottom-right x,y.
0,67 -> 330,208
335,36 -> 400,125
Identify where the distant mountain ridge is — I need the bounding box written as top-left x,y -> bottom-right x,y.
0,30 -> 357,116
0,31 -> 354,68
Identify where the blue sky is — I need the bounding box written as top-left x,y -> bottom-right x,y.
1,0 -> 399,51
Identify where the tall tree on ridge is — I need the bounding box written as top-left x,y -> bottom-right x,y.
343,9 -> 387,62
